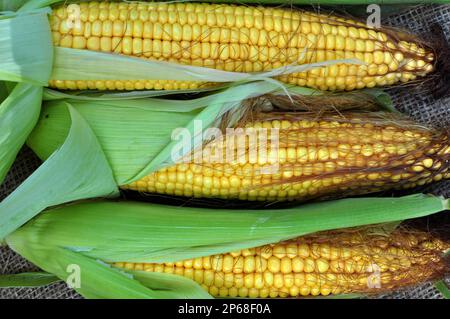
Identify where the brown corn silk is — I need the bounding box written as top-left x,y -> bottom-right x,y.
123,110 -> 450,202
115,227 -> 449,298
49,1 -> 434,91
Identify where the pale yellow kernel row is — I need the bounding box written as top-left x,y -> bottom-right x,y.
48,79 -> 206,91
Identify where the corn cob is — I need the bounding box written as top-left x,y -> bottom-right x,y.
115,228 -> 449,297
123,112 -> 450,202
49,1 -> 434,91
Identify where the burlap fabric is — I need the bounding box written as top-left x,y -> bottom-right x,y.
0,4 -> 448,299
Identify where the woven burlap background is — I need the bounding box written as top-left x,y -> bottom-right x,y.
0,4 -> 449,299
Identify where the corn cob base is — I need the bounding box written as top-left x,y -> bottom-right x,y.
49,1 -> 434,91
115,228 -> 449,298
123,112 -> 450,202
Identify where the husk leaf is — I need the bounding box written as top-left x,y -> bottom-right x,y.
0,272 -> 59,288
434,280 -> 450,299
0,0 -> 30,11
0,83 -> 42,183
51,46 -> 362,84
7,194 -> 447,263
4,240 -> 210,298
0,105 -> 118,239
0,3 -> 52,187
0,9 -> 52,84
42,85 -> 224,101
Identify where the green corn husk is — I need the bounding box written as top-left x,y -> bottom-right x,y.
435,280 -> 450,299
0,83 -> 42,183
0,8 -> 52,84
0,272 -> 59,288
0,104 -> 118,239
51,47 -> 361,84
4,195 -> 448,299
0,5 -> 53,183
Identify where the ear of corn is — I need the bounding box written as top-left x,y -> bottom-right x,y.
115,228 -> 449,298
27,84 -> 450,204
124,111 -> 450,202
48,1 -> 435,91
6,199 -> 448,298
